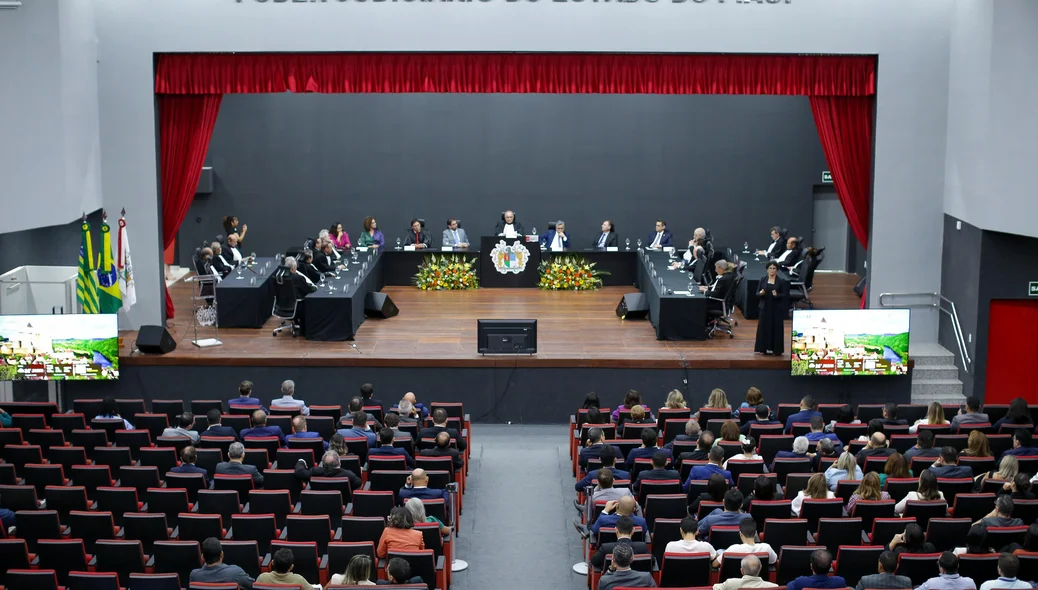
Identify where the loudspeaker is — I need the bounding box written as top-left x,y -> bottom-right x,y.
616,293 -> 649,320
137,325 -> 176,354
364,292 -> 399,319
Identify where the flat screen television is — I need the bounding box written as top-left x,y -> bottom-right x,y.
0,314 -> 119,381
477,319 -> 537,355
791,309 -> 910,376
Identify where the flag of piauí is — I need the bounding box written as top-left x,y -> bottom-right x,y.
97,220 -> 122,313
77,221 -> 100,313
118,217 -> 136,309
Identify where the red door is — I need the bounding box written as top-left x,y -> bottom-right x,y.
985,300 -> 1038,405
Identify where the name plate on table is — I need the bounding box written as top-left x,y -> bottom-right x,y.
441,246 -> 454,252
606,246 -> 618,252
550,246 -> 563,252
404,245 -> 416,251
357,247 -> 368,252
663,246 -> 675,253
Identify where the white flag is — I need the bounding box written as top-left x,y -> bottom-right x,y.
118,217 -> 136,309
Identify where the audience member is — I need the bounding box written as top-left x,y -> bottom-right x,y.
420,408 -> 467,452
697,489 -> 752,539
339,411 -> 377,446
576,445 -> 630,492
854,550 -> 912,590
929,445 -> 976,478
662,389 -> 687,411
612,390 -> 654,424
592,495 -> 647,535
257,548 -> 314,590
360,382 -> 384,412
270,380 -> 310,416
792,473 -> 836,516
667,419 -> 701,449
690,473 -> 729,516
813,438 -> 838,471
910,402 -> 951,434
686,446 -> 733,491
724,437 -> 763,470
916,552 -> 976,590
805,416 -> 842,452
405,497 -> 449,536
771,435 -> 811,471
634,451 -> 679,493
215,442 -> 264,487
330,554 -> 375,586
962,431 -> 993,458
162,413 -> 201,443
400,392 -> 428,420
733,387 -> 765,419
368,428 -> 415,467
1000,472 -> 1036,500
348,397 -> 382,430
713,554 -> 776,590
979,553 -> 1030,590
716,518 -> 777,567
379,556 -> 425,585
627,427 -> 672,470
857,431 -> 895,468
598,543 -> 657,590
824,451 -> 863,491
952,397 -> 989,433
383,413 -> 407,441
396,400 -> 420,425
240,410 -> 286,445
904,430 -> 940,462
889,522 -> 936,555
399,468 -> 449,503
993,398 -> 1032,433
881,402 -> 908,426
785,549 -> 845,590
170,446 -> 212,485
954,527 -> 993,556
999,429 -> 1038,462
420,431 -> 464,470
741,473 -> 782,512
203,409 -> 237,439
973,495 -> 1024,530
784,396 -> 821,434
591,515 -> 651,570
664,515 -> 717,558
286,416 -> 329,450
741,404 -> 781,436
692,388 -> 731,421
229,380 -> 268,412
591,469 -> 635,505
879,452 -> 911,487
579,428 -> 625,471
189,537 -> 255,588
294,449 -> 362,492
894,469 -> 944,514
825,404 -> 858,433
377,507 -> 425,559
846,472 -> 890,515
95,397 -> 135,430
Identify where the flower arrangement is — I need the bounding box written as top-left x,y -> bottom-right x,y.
413,254 -> 478,290
538,255 -> 609,291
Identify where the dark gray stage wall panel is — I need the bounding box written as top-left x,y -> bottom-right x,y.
71,365 -> 910,424
178,93 -> 826,261
0,209 -> 103,276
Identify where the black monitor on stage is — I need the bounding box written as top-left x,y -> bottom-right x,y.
477,319 -> 537,355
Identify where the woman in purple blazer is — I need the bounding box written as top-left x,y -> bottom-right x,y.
358,216 -> 385,249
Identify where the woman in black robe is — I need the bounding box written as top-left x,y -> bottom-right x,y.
754,261 -> 790,355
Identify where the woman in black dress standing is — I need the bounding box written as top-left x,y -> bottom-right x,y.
754,261 -> 790,355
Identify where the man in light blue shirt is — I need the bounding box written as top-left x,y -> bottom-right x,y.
696,489 -> 752,540
270,380 -> 309,416
979,554 -> 1031,590
685,446 -> 732,492
338,410 -> 376,446
441,218 -> 469,248
917,552 -> 977,590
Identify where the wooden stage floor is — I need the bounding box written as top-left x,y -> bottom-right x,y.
122,273 -> 861,369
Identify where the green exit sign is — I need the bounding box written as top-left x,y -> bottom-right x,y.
1030,281 -> 1038,296
822,171 -> 833,184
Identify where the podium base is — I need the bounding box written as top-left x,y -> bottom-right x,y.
192,338 -> 223,348
572,562 -> 588,575
452,559 -> 469,572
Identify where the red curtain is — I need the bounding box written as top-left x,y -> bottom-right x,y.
159,94 -> 223,318
809,96 -> 873,307
155,53 -> 876,97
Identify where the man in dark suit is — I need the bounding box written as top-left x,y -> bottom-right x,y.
170,446 -> 212,486
359,383 -> 383,413
774,236 -> 802,270
493,210 -> 524,237
854,551 -> 913,590
665,419 -> 700,450
297,250 -> 322,284
579,427 -> 625,471
312,241 -> 339,275
741,404 -> 781,436
398,468 -> 448,504
282,257 -> 317,331
647,219 -> 673,250
634,451 -> 680,493
240,410 -> 286,446
700,259 -> 734,299
625,428 -> 672,472
756,226 -> 784,258
784,396 -> 822,434
210,242 -> 233,278
575,445 -> 630,493
856,432 -> 895,468
368,428 -> 414,468
539,220 -> 570,250
598,543 -> 656,590
419,432 -> 463,470
203,409 -> 238,440
675,430 -> 714,469
215,442 -> 264,487
593,220 -> 618,249
346,397 -> 382,431
229,380 -> 268,413
403,219 -> 431,249
420,409 -> 466,453
591,515 -> 651,570
293,448 -> 362,492
904,430 -> 942,462
881,403 -> 908,426
927,446 -> 975,479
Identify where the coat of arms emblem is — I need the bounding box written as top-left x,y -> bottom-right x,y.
490,240 -> 530,275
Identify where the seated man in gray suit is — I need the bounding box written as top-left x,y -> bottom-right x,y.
190,537 -> 254,589
855,551 -> 912,590
442,218 -> 470,248
599,543 -> 656,590
215,442 -> 264,487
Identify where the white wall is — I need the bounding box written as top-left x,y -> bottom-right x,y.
0,0 -> 101,235
945,0 -> 1038,239
93,0 -> 952,338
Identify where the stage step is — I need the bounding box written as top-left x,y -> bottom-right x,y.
909,343 -> 964,405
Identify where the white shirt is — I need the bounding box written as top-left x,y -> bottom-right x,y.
551,232 -> 563,250
228,246 -> 243,262
723,454 -> 763,470
664,539 -> 717,559
766,241 -> 780,257
980,578 -> 1031,590
790,490 -> 835,516
503,223 -> 517,238
651,232 -> 663,248
718,542 -> 778,566
775,249 -> 792,263
908,418 -> 950,434
597,233 -> 608,248
894,490 -> 945,514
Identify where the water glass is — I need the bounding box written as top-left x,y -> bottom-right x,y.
659,277 -> 664,289
637,239 -> 643,249
249,277 -> 255,286
688,281 -> 695,295
743,242 -> 750,253
395,238 -> 402,250
625,238 -> 631,251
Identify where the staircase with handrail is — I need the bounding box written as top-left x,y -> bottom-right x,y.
878,292 -> 967,404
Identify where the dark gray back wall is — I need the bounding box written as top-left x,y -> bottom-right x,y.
178,93 -> 826,261
0,209 -> 104,276
939,214 -> 983,398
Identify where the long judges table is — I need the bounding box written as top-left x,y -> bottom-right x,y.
636,250 -> 709,340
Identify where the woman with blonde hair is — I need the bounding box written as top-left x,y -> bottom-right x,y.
961,430 -> 993,458
979,455 -> 1019,486
329,554 -> 375,586
734,387 -> 765,418
663,390 -> 687,410
791,473 -> 835,516
846,471 -> 890,515
824,451 -> 863,491
909,402 -> 950,434
693,388 -> 731,420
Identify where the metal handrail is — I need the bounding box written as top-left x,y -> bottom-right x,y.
878,291 -> 971,374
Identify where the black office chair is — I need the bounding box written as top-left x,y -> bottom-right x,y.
706,274 -> 743,339
791,248 -> 825,310
303,237 -> 316,250
271,267 -> 299,338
